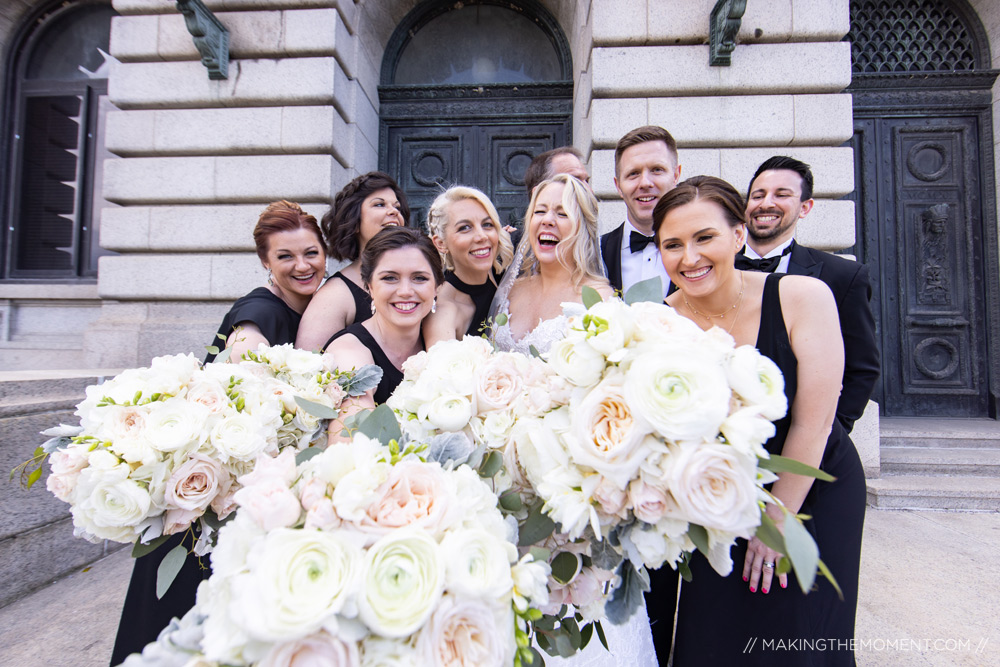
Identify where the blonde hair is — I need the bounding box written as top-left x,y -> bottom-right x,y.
427,186 -> 514,274
520,174 -> 605,288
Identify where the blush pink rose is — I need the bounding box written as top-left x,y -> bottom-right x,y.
629,477 -> 670,524
360,461 -> 457,539
233,477 -> 302,530
165,453 -> 224,512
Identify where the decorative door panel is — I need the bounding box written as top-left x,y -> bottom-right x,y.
384,128 -> 473,228
856,115 -> 990,417
484,127 -> 564,227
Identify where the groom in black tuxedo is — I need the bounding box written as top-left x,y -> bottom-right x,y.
740,155 -> 879,433
600,126 -> 681,298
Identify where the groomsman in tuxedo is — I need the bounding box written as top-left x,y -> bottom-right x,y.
524,146 -> 591,195
740,155 -> 879,433
601,126 -> 681,298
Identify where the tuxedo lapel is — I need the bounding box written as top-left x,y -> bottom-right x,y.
600,223 -> 625,291
786,242 -> 823,278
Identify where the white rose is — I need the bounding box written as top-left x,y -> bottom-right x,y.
623,344 -> 732,442
233,528 -> 363,642
726,345 -> 787,420
259,631 -> 360,667
359,529 -> 444,637
165,453 -> 224,512
73,465 -> 151,541
475,357 -> 524,411
145,398 -> 211,453
546,337 -> 607,388
147,353 -> 202,395
419,394 -> 473,433
440,529 -> 515,599
417,594 -> 512,667
210,412 -> 270,462
568,374 -> 654,489
185,379 -> 232,415
662,442 -> 761,541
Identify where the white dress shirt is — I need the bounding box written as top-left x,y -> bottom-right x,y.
743,238 -> 794,274
619,220 -> 672,297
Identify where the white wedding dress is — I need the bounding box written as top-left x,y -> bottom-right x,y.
492,298 -> 660,667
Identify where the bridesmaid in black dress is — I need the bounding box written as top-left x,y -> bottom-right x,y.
423,185 -> 514,347
110,201 -> 326,664
650,176 -> 866,666
296,172 -> 411,352
324,226 -> 443,421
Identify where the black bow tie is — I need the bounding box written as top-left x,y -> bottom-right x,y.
629,230 -> 654,253
735,243 -> 794,273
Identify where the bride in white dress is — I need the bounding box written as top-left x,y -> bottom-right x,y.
490,174 -> 659,667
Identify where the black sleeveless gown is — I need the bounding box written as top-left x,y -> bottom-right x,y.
325,323 -> 405,404
332,271 -> 373,324
110,288 -> 302,665
671,274 -> 867,666
444,270 -> 500,336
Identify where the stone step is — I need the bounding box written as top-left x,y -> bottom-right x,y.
879,416 -> 1000,449
866,475 -> 1000,511
880,446 -> 1000,477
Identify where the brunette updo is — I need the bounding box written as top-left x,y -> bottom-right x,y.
360,226 -> 444,288
652,175 -> 747,245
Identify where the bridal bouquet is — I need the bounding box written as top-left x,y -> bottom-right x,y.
512,291 -> 831,617
122,433 -> 551,667
35,344 -> 376,551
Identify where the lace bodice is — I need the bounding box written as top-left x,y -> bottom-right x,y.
492,299 -> 588,356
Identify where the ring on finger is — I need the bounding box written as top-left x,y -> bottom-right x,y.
762,561 -> 775,569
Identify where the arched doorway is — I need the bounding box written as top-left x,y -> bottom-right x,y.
378,0 -> 573,228
847,0 -> 999,418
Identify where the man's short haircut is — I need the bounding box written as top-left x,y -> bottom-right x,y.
748,156 -> 814,202
524,146 -> 585,195
614,126 -> 678,175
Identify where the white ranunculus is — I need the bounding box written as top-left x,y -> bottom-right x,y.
726,345 -> 788,420
147,352 -> 202,395
568,374 -> 654,489
662,442 -> 761,539
73,465 -> 152,541
145,397 -> 211,454
233,528 -> 363,642
417,594 -> 512,667
258,631 -> 360,667
331,460 -> 391,524
577,299 -> 635,358
623,344 -> 732,442
440,529 -> 515,599
419,394 -> 473,433
210,412 -> 271,462
359,529 -> 444,638
546,337 -> 607,388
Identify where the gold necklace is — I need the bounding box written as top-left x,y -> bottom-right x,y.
683,273 -> 745,333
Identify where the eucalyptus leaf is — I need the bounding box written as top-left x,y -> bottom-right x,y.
205,345 -> 220,356
605,560 -> 647,624
554,631 -> 575,658
499,489 -> 523,512
294,396 -> 338,420
527,647 -> 545,666
296,447 -> 323,465
528,546 -> 551,563
478,450 -> 503,478
678,556 -> 693,582
759,454 -> 836,482
783,512 -> 819,593
595,620 -> 609,651
494,312 -> 508,326
550,552 -> 581,585
534,614 -> 557,632
536,631 -> 553,652
156,545 -> 188,599
518,504 -> 556,547
623,276 -> 663,304
687,523 -> 709,555
581,285 -> 602,309
817,558 -> 844,600
580,622 -> 594,649
213,346 -> 233,364
529,344 -> 541,359
357,404 -> 402,444
754,513 -> 788,555
562,616 -> 582,649
131,534 -> 171,559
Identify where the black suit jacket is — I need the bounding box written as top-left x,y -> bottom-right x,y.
600,223 -> 625,292
784,242 -> 880,434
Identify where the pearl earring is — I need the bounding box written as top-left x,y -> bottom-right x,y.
431,297 -> 437,314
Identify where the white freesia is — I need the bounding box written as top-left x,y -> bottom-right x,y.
359,529 -> 444,638
726,345 -> 788,420
511,554 -> 551,613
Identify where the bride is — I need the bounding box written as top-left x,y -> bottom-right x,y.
491,173 -> 659,666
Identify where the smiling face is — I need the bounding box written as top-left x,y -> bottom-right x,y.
367,246 -> 439,326
614,140 -> 681,234
527,182 -> 576,267
358,187 -> 404,248
745,169 -> 813,253
658,198 -> 746,298
263,227 -> 326,311
436,198 -> 499,280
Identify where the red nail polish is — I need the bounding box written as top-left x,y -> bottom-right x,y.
781,581 -> 787,589
762,588 -> 769,594
743,576 -> 748,582
750,586 -> 756,593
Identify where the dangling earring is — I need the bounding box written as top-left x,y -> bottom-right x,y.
370,301 -> 376,315
266,268 -> 273,286
431,297 -> 437,314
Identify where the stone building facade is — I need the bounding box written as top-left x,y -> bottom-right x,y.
1,0 -> 998,422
